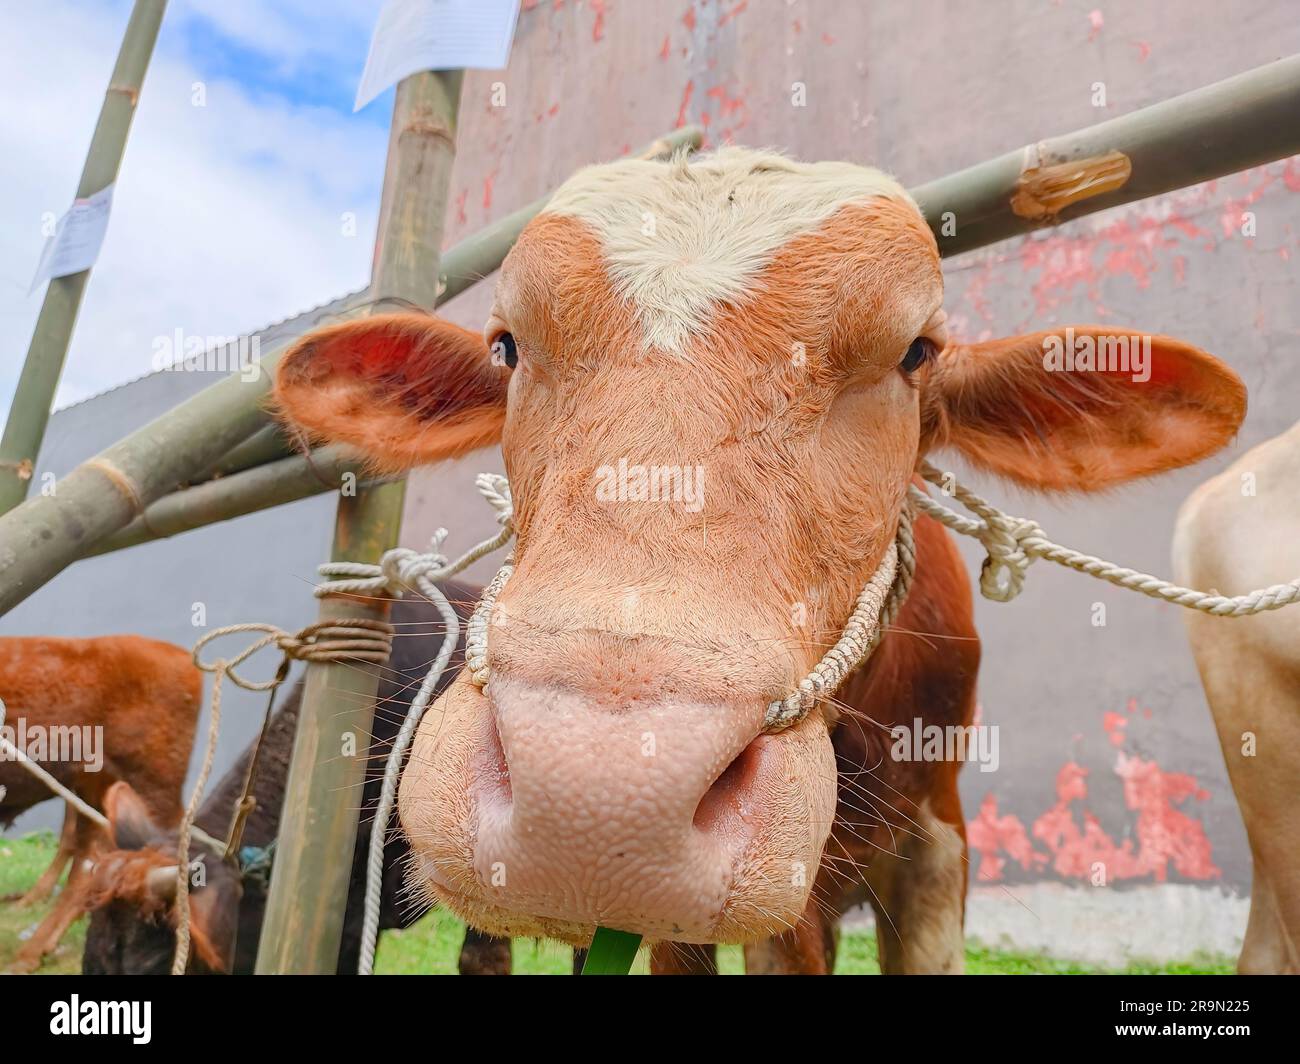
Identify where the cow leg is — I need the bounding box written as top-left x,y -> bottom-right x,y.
864,797 -> 966,974
1184,621 -> 1300,973
457,927 -> 512,975
1239,850 -> 1294,974
7,804 -> 77,907
6,816 -> 104,973
650,941 -> 718,974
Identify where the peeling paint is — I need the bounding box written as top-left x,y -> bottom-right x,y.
969,702 -> 1221,885
674,79 -> 695,128
590,0 -> 607,42
719,0 -> 748,28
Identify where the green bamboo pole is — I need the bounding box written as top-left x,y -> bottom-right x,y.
912,53 -> 1300,256
0,126 -> 700,614
0,0 -> 167,513
187,423 -> 296,484
88,444 -> 392,555
254,69 -> 466,975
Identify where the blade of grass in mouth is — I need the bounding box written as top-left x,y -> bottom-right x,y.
580,927 -> 643,974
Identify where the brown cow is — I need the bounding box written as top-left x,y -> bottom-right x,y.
273,148 -> 1246,972
0,635 -> 200,972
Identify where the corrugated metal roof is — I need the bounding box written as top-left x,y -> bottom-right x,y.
51,286 -> 371,414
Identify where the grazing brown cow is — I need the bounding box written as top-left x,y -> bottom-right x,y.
81,590 -> 513,975
0,635 -> 201,972
1173,419 -> 1300,974
274,148 -> 1246,972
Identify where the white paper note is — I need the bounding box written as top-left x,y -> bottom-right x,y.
29,183 -> 115,294
355,0 -> 521,111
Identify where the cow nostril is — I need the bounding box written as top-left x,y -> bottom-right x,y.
693,735 -> 767,834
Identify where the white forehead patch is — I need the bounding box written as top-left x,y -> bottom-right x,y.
542,147 -> 917,354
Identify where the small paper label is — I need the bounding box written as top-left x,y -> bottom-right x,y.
30,184 -> 115,293
355,0 -> 521,111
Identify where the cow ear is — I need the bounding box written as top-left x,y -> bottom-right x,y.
919,326 -> 1246,492
187,876 -> 242,973
103,782 -> 160,851
273,313 -> 509,473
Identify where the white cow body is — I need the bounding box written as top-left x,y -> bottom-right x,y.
1173,419 -> 1300,973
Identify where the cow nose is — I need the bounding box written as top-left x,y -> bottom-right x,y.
468,671 -> 772,940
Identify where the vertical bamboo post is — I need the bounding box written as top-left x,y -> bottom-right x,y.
0,0 -> 167,513
255,70 -> 464,974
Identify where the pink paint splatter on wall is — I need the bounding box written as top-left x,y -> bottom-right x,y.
719,0 -> 748,28
968,702 -> 1221,885
1087,9 -> 1104,42
589,0 -> 607,43
968,793 -> 1046,881
674,79 -> 695,128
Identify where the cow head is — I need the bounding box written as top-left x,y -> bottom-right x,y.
275,149 -> 1245,944
83,782 -> 241,974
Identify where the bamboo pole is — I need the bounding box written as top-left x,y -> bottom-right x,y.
88,445 -> 392,555
912,53 -> 1300,255
254,70 -> 465,975
0,0 -> 167,514
188,423 -> 296,485
0,124 -> 702,614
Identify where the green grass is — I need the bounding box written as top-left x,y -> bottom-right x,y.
376,908 -> 1234,974
0,831 -> 85,975
1,831 -> 1236,975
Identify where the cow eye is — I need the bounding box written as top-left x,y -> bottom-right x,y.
900,337 -> 935,373
491,332 -> 518,369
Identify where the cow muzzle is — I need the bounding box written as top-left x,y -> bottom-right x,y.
397,670 -> 837,944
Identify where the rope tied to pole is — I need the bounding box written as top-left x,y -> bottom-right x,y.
306,474 -> 514,976
169,616 -> 397,974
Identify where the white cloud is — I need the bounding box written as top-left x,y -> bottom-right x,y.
175,0 -> 380,73
0,0 -> 390,410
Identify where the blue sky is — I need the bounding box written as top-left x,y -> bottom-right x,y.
0,0 -> 403,410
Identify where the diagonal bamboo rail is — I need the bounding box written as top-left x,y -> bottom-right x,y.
0,0 -> 167,513
913,53 -> 1300,255
0,125 -> 703,612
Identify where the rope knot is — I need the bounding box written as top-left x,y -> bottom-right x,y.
378,539 -> 449,592
977,512 -> 1043,602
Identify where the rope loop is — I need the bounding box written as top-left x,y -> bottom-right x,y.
976,511 -> 1044,602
